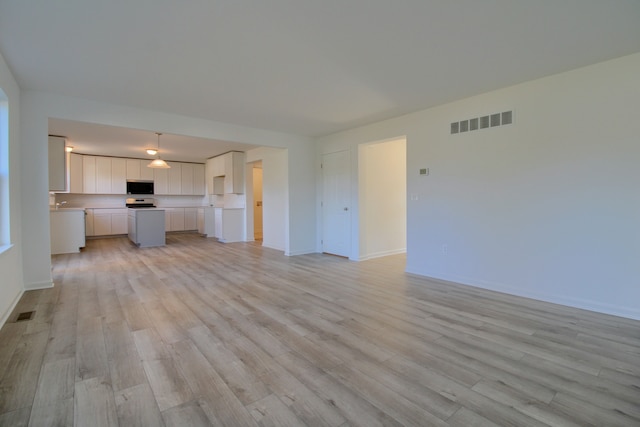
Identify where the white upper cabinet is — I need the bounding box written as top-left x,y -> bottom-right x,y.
126,159 -> 141,180
95,156 -> 111,193
193,163 -> 205,195
83,156 -> 97,193
181,163 -> 194,195
224,152 -> 245,194
48,136 -> 67,192
69,153 -> 83,193
127,158 -> 155,181
140,161 -> 155,180
167,162 -> 182,195
207,152 -> 245,195
111,158 -> 126,194
154,167 -> 169,195
71,154 -> 203,196
212,155 -> 225,177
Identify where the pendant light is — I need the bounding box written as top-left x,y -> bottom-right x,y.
147,132 -> 170,168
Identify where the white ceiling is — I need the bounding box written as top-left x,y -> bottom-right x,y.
1,1 -> 640,159
48,119 -> 259,163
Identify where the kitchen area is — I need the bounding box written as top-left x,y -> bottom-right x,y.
48,134 -> 248,254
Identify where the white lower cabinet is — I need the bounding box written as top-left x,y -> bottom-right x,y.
163,207 -> 199,232
184,208 -> 197,231
86,208 -> 129,236
86,206 -> 202,236
93,213 -> 112,236
214,208 -> 244,243
197,207 -> 215,237
165,208 -> 184,232
50,209 -> 85,254
112,212 -> 128,234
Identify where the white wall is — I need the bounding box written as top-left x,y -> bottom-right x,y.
317,53 -> 640,320
246,147 -> 287,252
358,137 -> 406,260
0,50 -> 25,325
20,92 -> 316,289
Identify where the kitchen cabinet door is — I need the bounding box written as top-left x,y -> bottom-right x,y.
140,161 -> 155,180
85,209 -> 94,236
126,159 -> 140,180
111,158 -> 126,194
93,213 -> 112,236
181,163 -> 194,195
198,207 -> 215,236
224,152 -> 245,194
212,156 -> 225,177
205,157 -> 216,195
96,157 -> 112,194
197,208 -> 204,234
214,208 -> 222,238
167,162 -> 182,195
69,153 -> 83,193
193,164 -> 205,195
164,209 -> 172,231
111,213 -> 128,234
184,208 -> 197,231
170,208 -> 185,231
164,208 -> 185,232
83,156 -> 97,194
154,168 -> 168,195
50,209 -> 85,254
215,208 -> 244,242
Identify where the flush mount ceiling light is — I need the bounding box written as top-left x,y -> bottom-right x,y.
65,146 -> 73,152
146,148 -> 157,155
147,132 -> 171,168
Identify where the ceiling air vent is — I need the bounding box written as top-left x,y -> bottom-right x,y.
451,110 -> 513,135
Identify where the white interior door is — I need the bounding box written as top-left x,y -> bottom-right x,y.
322,150 -> 351,257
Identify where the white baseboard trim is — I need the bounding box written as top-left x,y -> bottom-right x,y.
0,289 -> 24,328
286,248 -> 316,256
358,248 -> 406,261
24,280 -> 54,291
406,269 -> 640,321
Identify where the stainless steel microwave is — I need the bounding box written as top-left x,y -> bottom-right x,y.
126,180 -> 154,195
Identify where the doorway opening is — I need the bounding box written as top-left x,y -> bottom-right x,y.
358,136 -> 407,260
252,162 -> 263,242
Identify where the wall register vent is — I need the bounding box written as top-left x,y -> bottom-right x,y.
451,110 -> 513,134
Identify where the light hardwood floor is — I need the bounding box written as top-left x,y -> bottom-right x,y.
1,234 -> 639,426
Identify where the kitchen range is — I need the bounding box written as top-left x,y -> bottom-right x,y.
126,198 -> 166,247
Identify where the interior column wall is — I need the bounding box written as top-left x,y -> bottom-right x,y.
358,137 -> 406,260
0,49 -> 25,325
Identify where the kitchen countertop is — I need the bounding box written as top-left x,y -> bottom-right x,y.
49,207 -> 86,212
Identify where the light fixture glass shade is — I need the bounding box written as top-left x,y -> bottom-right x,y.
146,132 -> 171,168
147,158 -> 170,168
146,148 -> 158,155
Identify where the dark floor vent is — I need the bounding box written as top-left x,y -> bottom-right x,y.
16,311 -> 35,322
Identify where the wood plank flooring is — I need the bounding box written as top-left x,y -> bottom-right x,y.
1,233 -> 639,426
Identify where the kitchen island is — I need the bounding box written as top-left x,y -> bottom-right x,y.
128,208 -> 166,247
